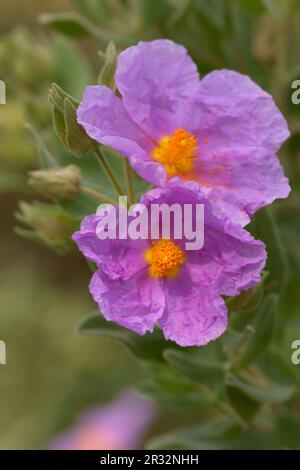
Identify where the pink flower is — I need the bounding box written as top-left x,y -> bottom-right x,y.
77,39 -> 290,226
49,391 -> 155,450
73,185 -> 266,347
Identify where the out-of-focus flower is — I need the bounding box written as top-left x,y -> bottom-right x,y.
77,39 -> 290,226
49,391 -> 155,450
28,165 -> 81,200
73,184 -> 266,347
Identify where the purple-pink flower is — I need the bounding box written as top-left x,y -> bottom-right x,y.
49,391 -> 155,450
73,185 -> 266,347
77,39 -> 290,226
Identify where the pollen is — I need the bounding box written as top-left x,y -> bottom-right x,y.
152,128 -> 198,176
145,239 -> 185,278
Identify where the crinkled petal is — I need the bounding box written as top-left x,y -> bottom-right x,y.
73,211 -> 148,280
158,267 -> 227,347
90,269 -> 165,335
77,85 -> 151,157
129,152 -> 167,187
196,69 -> 290,152
116,39 -> 200,139
194,145 -> 290,225
141,183 -> 266,296
73,183 -> 267,347
188,216 -> 267,297
72,214 -> 108,263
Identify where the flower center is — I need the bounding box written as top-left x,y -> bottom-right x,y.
152,128 -> 198,176
145,239 -> 185,278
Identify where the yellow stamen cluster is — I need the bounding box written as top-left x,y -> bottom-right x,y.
145,239 -> 185,278
152,128 -> 198,176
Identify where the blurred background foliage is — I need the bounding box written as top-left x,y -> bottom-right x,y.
1,0 -> 300,449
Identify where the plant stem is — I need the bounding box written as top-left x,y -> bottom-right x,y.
94,148 -> 124,196
123,158 -> 134,205
81,186 -> 115,205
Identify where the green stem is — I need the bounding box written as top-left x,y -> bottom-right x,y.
123,158 -> 134,205
81,186 -> 115,205
94,148 -> 124,196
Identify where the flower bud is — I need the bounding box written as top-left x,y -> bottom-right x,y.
28,164 -> 81,200
49,83 -> 98,157
15,201 -> 77,255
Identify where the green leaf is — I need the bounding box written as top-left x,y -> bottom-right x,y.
78,312 -> 168,361
52,36 -> 92,100
230,0 -> 266,14
222,325 -> 255,357
194,0 -> 227,31
249,209 -> 288,295
138,381 -> 203,411
146,419 -> 274,450
262,348 -> 300,386
140,0 -> 171,28
278,416 -> 300,449
261,0 -> 284,21
72,0 -> 109,23
226,385 -> 260,423
225,373 -> 295,404
40,12 -> 133,48
60,191 -> 98,219
163,349 -> 224,386
233,294 -> 278,368
138,364 -> 214,411
25,124 -> 58,169
52,106 -> 67,145
227,271 -> 267,315
39,12 -> 98,39
228,0 -> 268,82
97,41 -> 118,88
63,98 -> 98,157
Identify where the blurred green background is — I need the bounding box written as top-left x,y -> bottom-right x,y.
0,0 -> 146,449
1,0 -> 300,450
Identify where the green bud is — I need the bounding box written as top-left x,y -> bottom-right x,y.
63,97 -> 99,156
28,164 -> 81,200
15,201 -> 77,255
49,83 -> 98,157
48,82 -> 78,112
98,41 -> 118,89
